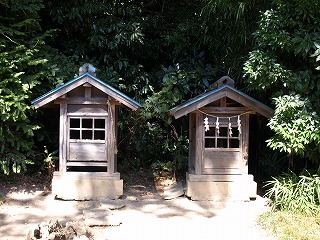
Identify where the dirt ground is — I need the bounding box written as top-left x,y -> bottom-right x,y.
0,172 -> 275,240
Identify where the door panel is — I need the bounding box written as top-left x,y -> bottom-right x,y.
203,150 -> 241,174
69,142 -> 106,161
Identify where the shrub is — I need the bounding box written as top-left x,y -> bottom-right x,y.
264,172 -> 320,216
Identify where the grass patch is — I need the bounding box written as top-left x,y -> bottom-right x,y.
259,210 -> 320,240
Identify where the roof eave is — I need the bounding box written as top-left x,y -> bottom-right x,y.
31,72 -> 142,111
169,85 -> 273,119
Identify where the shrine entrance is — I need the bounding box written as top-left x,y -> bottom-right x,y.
32,64 -> 142,199
169,76 -> 272,200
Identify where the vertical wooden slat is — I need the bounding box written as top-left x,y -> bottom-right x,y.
114,105 -> 119,172
83,84 -> 92,98
107,103 -> 116,173
188,113 -> 196,173
220,97 -> 227,107
59,103 -> 67,173
242,113 -> 249,174
195,113 -> 204,175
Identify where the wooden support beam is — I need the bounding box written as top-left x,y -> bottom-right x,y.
59,103 -> 67,173
54,98 -> 109,105
66,162 -> 108,167
83,83 -> 92,98
195,113 -> 204,175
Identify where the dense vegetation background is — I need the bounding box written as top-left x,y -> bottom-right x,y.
1,0 -> 320,187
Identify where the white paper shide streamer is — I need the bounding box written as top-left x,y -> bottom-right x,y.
228,118 -> 232,137
216,117 -> 220,136
203,115 -> 242,136
237,115 -> 242,135
204,116 -> 209,132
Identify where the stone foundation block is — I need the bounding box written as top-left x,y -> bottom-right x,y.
52,172 -> 123,200
186,173 -> 257,201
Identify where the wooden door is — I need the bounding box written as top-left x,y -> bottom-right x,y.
67,116 -> 107,165
202,116 -> 246,174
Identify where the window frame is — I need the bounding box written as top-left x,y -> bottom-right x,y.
68,116 -> 106,142
204,123 -> 241,149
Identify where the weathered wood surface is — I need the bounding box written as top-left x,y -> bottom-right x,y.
66,161 -> 107,167
68,142 -> 106,161
55,98 -> 109,105
241,113 -> 249,174
194,113 -> 204,175
107,104 -> 116,173
33,73 -> 141,111
203,151 -> 240,169
169,82 -> 272,119
67,104 -> 108,114
188,113 -> 196,172
199,106 -> 253,114
59,103 -> 67,173
53,171 -> 120,179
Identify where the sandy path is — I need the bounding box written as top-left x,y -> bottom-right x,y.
0,189 -> 275,240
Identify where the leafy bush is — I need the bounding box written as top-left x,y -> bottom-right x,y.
267,95 -> 320,159
265,172 -> 320,216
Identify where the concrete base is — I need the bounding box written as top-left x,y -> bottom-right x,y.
52,172 -> 123,200
186,173 -> 257,201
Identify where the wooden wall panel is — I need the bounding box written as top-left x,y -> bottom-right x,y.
203,151 -> 240,169
195,113 -> 204,175
67,105 -> 108,114
188,113 -> 196,173
69,142 -> 106,161
107,104 -> 116,173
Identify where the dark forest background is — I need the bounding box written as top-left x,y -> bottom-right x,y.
1,0 -> 320,182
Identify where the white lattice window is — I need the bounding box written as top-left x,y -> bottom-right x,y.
69,117 -> 106,140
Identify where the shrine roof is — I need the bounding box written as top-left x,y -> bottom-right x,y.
169,84 -> 273,119
31,72 -> 142,111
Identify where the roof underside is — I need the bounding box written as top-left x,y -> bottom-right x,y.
31,72 -> 142,111
169,85 -> 272,119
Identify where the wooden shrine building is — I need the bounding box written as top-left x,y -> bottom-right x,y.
32,64 -> 142,199
169,77 -> 272,200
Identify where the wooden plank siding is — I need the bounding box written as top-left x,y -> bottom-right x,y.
107,103 -> 116,174
68,142 -> 106,161
171,91 -> 226,119
188,113 -> 196,173
225,90 -> 272,119
241,113 -> 250,174
202,150 -> 241,174
59,103 -> 67,173
195,112 -> 204,175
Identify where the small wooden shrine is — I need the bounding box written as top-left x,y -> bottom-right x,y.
32,64 -> 142,199
169,76 -> 272,200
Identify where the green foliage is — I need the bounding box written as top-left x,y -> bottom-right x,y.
0,0 -> 51,174
143,61 -> 215,124
243,0 -> 320,167
267,95 -> 320,159
265,172 -> 320,216
0,0 -> 276,175
201,0 -> 269,80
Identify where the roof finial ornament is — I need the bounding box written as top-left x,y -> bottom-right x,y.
79,63 -> 96,76
210,76 -> 235,89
